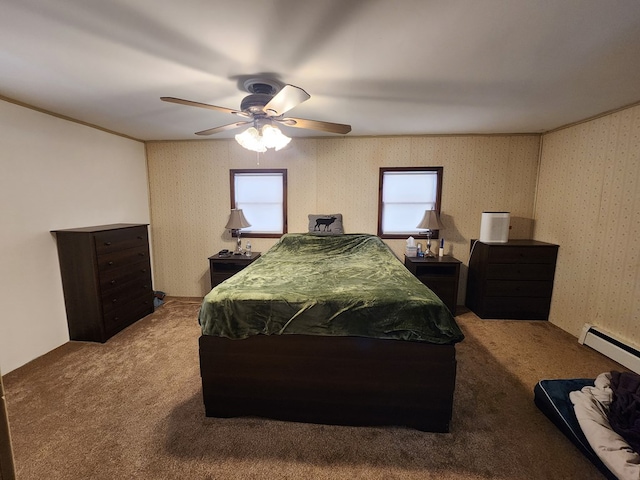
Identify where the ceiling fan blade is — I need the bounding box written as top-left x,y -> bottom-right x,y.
161,96 -> 250,117
278,117 -> 352,134
263,85 -> 310,117
195,121 -> 252,136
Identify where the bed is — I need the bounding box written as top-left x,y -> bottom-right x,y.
198,233 -> 464,432
535,373 -> 640,480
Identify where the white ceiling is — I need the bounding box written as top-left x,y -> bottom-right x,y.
2,0 -> 640,141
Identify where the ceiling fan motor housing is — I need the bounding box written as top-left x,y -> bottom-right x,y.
240,93 -> 273,114
240,80 -> 281,114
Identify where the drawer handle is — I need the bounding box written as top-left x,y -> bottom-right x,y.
112,299 -> 118,303
142,285 -> 149,289
137,236 -> 143,240
141,269 -> 148,273
108,261 -> 114,266
138,252 -> 145,257
110,280 -> 116,285
104,242 -> 112,246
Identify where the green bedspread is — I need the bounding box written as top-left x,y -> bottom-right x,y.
198,233 -> 464,344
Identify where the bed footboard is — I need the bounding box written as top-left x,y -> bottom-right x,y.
199,334 -> 457,432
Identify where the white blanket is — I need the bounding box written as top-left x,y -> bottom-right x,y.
570,372 -> 640,480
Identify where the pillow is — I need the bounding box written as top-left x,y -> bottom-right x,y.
308,214 -> 344,235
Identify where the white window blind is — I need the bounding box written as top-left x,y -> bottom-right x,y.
380,170 -> 439,235
233,171 -> 284,234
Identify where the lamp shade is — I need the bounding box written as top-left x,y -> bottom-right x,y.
416,209 -> 443,231
225,209 -> 251,230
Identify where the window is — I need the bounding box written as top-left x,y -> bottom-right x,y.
230,169 -> 287,238
377,167 -> 443,238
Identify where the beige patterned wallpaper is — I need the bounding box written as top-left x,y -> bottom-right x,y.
147,135 -> 540,297
535,104 -> 640,344
147,107 -> 640,347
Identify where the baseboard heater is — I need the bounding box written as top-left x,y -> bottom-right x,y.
578,324 -> 640,374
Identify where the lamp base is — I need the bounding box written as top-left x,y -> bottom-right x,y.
424,235 -> 435,257
233,231 -> 242,255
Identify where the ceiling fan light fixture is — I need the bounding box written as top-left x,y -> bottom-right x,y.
235,126 -> 266,153
234,123 -> 290,153
262,124 -> 291,151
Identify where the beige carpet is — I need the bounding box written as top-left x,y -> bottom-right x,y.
3,298 -> 623,479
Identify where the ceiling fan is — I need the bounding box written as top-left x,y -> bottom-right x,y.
161,78 -> 351,151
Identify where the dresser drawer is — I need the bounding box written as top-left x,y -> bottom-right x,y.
485,263 -> 556,281
103,293 -> 154,336
101,273 -> 152,310
99,260 -> 152,292
95,226 -> 149,255
485,280 -> 554,298
487,246 -> 557,264
478,297 -> 552,320
97,245 -> 149,272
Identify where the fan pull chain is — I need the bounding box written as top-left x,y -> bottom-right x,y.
256,151 -> 260,166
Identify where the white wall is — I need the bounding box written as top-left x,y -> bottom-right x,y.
0,100 -> 150,374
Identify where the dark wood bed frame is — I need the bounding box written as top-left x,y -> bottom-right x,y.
199,333 -> 457,432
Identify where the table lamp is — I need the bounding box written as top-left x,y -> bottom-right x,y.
416,209 -> 443,258
225,209 -> 251,254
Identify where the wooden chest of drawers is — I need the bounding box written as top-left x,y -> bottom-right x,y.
52,224 -> 154,342
465,240 -> 558,320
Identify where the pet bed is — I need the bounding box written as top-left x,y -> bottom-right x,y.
535,374 -> 640,479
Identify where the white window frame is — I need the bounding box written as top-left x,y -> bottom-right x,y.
377,167 -> 443,239
230,169 -> 287,238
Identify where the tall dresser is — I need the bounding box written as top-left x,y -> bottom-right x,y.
52,224 -> 154,342
465,239 -> 559,320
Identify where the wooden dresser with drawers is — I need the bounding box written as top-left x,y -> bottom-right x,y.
52,224 -> 154,342
465,239 -> 559,320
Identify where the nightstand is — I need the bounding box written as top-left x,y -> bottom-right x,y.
404,255 -> 461,315
208,252 -> 261,288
